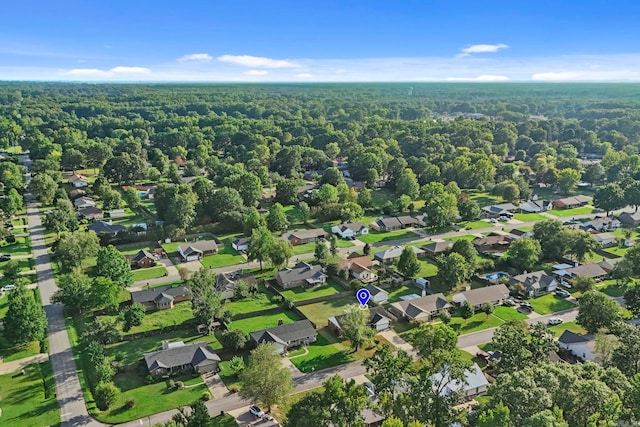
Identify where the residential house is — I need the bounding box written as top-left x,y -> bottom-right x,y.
581,216 -> 621,232
231,237 -> 251,252
593,232 -> 618,248
107,209 -> 125,219
177,240 -> 218,262
519,199 -> 552,213
130,285 -> 192,310
328,306 -> 392,333
396,215 -> 426,228
67,173 -> 89,187
558,331 -> 597,362
331,222 -> 369,239
68,188 -> 87,200
552,195 -> 592,209
77,206 -> 104,220
214,271 -> 258,300
73,196 -> 96,210
275,262 -> 327,289
174,155 -> 187,167
249,320 -> 318,354
127,250 -> 157,268
365,284 -> 389,304
86,220 -> 127,236
430,363 -> 489,399
282,228 -> 327,246
370,217 -> 403,232
472,234 -> 513,253
619,211 -> 640,226
374,245 -> 425,264
452,284 -> 510,310
144,341 -> 220,376
337,254 -> 376,283
554,263 -> 608,283
421,241 -> 453,258
481,203 -> 517,218
389,293 -> 451,321
510,270 -> 558,297
146,187 -> 156,200
508,229 -> 533,240
297,183 -> 318,199
598,257 -> 624,273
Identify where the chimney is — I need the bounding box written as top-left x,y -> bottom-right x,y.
162,340 -> 169,350
421,289 -> 426,297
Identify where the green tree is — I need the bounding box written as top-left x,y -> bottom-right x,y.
275,178 -> 299,205
624,283 -> 640,317
435,252 -> 469,292
396,168 -> 420,199
481,302 -> 494,318
0,161 -> 24,191
314,241 -> 329,265
102,189 -> 122,210
2,188 -> 23,217
56,230 -> 100,271
533,220 -> 568,260
27,173 -> 58,204
594,183 -> 626,216
248,226 -> 275,270
341,202 -> 364,222
94,381 -> 120,410
566,230 -> 599,263
340,306 -> 375,351
228,355 -> 245,378
122,186 -> 140,209
478,403 -> 511,427
397,246 -> 420,278
457,195 -> 480,221
240,343 -> 294,412
3,283 -> 46,346
506,238 -> 542,271
188,268 -> 223,333
119,303 -> 146,332
244,208 -> 266,236
573,276 -> 596,293
44,199 -> 79,236
612,325 -> 640,376
381,417 -> 405,427
266,202 -> 289,232
327,233 -> 338,257
556,168 -> 581,193
95,245 -> 133,287
451,239 -> 478,272
460,300 -> 475,323
624,180 -> 640,212
411,323 -> 457,366
421,182 -> 458,229
357,188 -> 373,209
318,183 -> 339,204
220,329 -> 248,351
576,291 -> 622,333
226,172 -> 263,207
2,259 -> 21,281
268,239 -> 293,270
51,269 -> 94,314
298,201 -> 311,223
320,167 -> 345,186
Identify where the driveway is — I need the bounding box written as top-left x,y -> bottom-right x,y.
377,329 -> 418,360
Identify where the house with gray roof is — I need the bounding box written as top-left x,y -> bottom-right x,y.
510,270 -> 558,297
331,222 -> 369,239
77,206 -> 104,220
374,245 -> 425,264
430,363 -> 489,399
144,341 -> 220,376
558,331 -> 597,362
275,262 -> 327,289
249,320 -> 317,354
452,284 -> 510,310
554,263 -> 608,283
86,220 -> 126,236
619,211 -> 640,226
215,270 -> 259,300
389,293 -> 451,321
481,203 -> 517,218
177,239 -> 218,262
130,285 -> 192,310
370,217 -> 403,231
282,228 -> 327,246
73,196 -> 96,210
231,236 -> 251,252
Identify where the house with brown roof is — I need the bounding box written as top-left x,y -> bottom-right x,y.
250,320 -> 317,354
421,241 -> 453,258
130,285 -> 192,310
510,270 -> 558,297
619,212 -> 640,226
472,234 -> 513,253
552,195 -> 592,209
282,228 -> 327,246
127,250 -> 157,268
177,240 -> 218,262
593,232 -> 618,248
275,262 -> 327,289
67,173 -> 89,188
77,206 -> 104,220
389,293 -> 452,321
337,253 -> 376,283
554,263 -> 608,283
452,284 -> 510,310
69,188 -> 87,200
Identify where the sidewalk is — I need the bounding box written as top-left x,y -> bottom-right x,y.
0,353 -> 49,374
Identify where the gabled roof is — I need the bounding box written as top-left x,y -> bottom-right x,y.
283,228 -> 326,241
249,320 -> 317,345
232,237 -> 251,247
178,240 -> 217,257
336,222 -> 367,233
276,262 -> 326,284
421,241 -> 453,253
482,203 -> 517,213
511,270 -> 556,290
619,211 -> 640,222
373,217 -> 402,229
144,342 -> 220,371
131,285 -> 191,304
130,250 -> 155,263
391,293 -> 451,318
330,307 -> 391,330
559,330 -> 592,344
553,195 -> 592,205
68,173 -> 88,183
558,263 -> 608,279
431,363 -> 488,396
374,245 -> 424,260
86,220 -> 126,235
365,284 -> 388,297
74,196 -> 96,208
78,206 -> 103,216
472,235 -> 512,247
594,232 -> 616,242
453,284 -> 510,307
69,188 -> 87,199
509,229 -> 530,237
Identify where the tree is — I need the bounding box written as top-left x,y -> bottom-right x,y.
244,208 -> 266,236
397,246 -> 420,278
51,269 -> 94,314
411,323 -> 457,366
4,283 -> 46,346
275,178 -> 299,205
451,239 -> 478,272
92,175 -> 111,199
94,381 -> 120,410
457,195 -> 480,221
435,253 -> 469,292
318,183 -> 339,204
566,230 -> 599,262
27,173 -> 57,204
247,226 -> 275,270
594,331 -> 619,367
533,220 -> 568,260
173,399 -> 212,427
226,172 -> 262,207
624,180 -> 640,211
381,417 -> 404,427
421,182 -> 458,229
189,268 -> 223,333
573,276 -> 596,293
298,201 -> 311,223
101,189 -> 122,210
340,306 -> 375,351
95,245 -> 133,287
583,162 -> 605,186
314,241 -> 329,265
240,343 -> 294,412
594,183 -> 626,216
2,259 -> 21,281
478,403 -> 511,427
357,188 -> 373,209
481,302 -> 494,318
2,188 -> 23,217
165,189 -> 197,230
363,243 -> 371,256
556,168 -> 581,193
506,238 -> 542,271
0,161 -> 24,191
56,230 -> 100,271
490,320 -> 556,372
268,239 -> 293,270
122,187 -> 140,209
219,329 -> 248,351
340,202 -> 364,222
266,202 -> 289,233
460,300 -> 474,323
320,167 -> 345,186
624,283 -> 640,317
228,355 -> 245,378
396,168 -> 420,199
327,233 -> 338,257
119,303 -> 146,332
576,291 -> 622,333
612,325 -> 640,376
61,148 -> 85,170
81,317 -> 121,345
44,199 -> 79,236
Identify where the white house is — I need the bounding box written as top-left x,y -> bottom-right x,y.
593,232 -> 618,248
430,363 -> 489,399
508,229 -> 533,240
519,200 -> 552,213
558,331 -> 596,362
232,237 -> 251,252
331,222 -> 369,239
366,284 -> 388,304
68,173 -> 89,188
108,209 -> 125,219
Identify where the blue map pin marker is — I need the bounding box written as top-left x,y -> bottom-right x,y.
357,288 -> 371,306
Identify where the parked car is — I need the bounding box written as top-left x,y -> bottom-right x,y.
548,317 -> 564,326
249,405 -> 265,418
476,350 -> 490,359
1,284 -> 16,292
490,218 -> 497,224
555,289 -> 570,298
0,254 -> 11,262
503,298 -> 516,307
520,301 -> 532,308
498,216 -> 509,222
3,222 -> 13,229
363,381 -> 375,398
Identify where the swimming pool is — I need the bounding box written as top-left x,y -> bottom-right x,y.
138,191 -> 147,197
484,272 -> 509,281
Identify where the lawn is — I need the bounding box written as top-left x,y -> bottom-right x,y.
448,312 -> 504,335
291,241 -> 317,255
284,205 -> 306,224
443,235 -> 476,242
226,284 -> 281,315
548,321 -> 587,337
116,243 -> 158,256
467,191 -> 502,207
548,206 -> 594,217
528,293 -> 575,315
103,302 -> 195,335
0,361 -> 60,427
298,296 -> 357,326
218,351 -> 249,390
200,240 -> 246,268
457,220 -> 492,230
0,236 -> 32,256
386,285 -> 423,303
110,207 -> 154,227
514,213 -> 548,222
0,292 -> 7,317
493,306 -> 528,321
336,239 -> 355,248
417,259 -> 438,278
289,333 -> 354,373
227,310 -> 303,334
358,230 -> 418,245
0,288 -> 43,361
604,246 -> 630,257
597,279 -> 627,297
131,265 -> 168,282
279,280 -> 344,302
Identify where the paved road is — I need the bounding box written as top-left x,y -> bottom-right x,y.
22,154 -> 103,427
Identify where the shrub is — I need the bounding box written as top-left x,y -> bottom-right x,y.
201,391 -> 211,401
230,385 -> 239,393
285,299 -> 295,309
145,375 -> 154,384
175,381 -> 184,390
94,381 -> 120,410
124,398 -> 137,409
219,329 -> 248,351
167,378 -> 175,389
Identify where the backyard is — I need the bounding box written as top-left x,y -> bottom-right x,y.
131,265 -> 168,282
447,312 -> 505,334
200,238 -> 246,268
297,296 -> 357,327
227,310 -> 303,334
548,206 -> 594,217
386,284 -> 423,303
0,235 -> 32,256
358,230 -> 419,245
288,332 -> 354,373
279,280 -> 345,302
548,321 -> 587,337
416,258 -> 439,278
528,293 -> 575,315
101,302 -> 195,335
225,284 -> 281,315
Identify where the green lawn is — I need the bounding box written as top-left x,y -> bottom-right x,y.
506,226 -> 534,233
548,321 -> 587,337
598,279 -> 627,297
548,206 -> 594,217
291,241 -> 317,255
336,239 -> 355,248
529,293 -> 575,315
0,361 -> 60,427
284,205 -> 306,224
117,243 -> 159,256
0,289 -> 43,361
226,284 -> 281,315
289,333 -> 354,373
228,310 -> 303,334
457,220 -> 492,230
0,236 -> 32,256
131,265 -> 168,282
358,230 -> 418,245
110,207 -> 154,227
103,302 -> 195,335
514,213 -> 548,222
417,259 -> 438,278
0,292 -> 8,317
298,296 -> 357,327
443,235 -> 477,242
467,191 -> 502,207
386,285 -> 423,303
280,280 -> 344,302
448,312 -> 504,335
218,352 -> 249,390
604,246 -> 630,257
200,240 -> 246,268
493,305 -> 528,321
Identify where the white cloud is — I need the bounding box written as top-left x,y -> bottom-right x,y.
177,53 -> 213,63
110,66 -> 151,74
244,70 -> 269,76
66,68 -> 109,76
218,54 -> 299,68
64,66 -> 151,78
447,75 -> 510,82
459,43 -> 509,57
295,73 -> 313,78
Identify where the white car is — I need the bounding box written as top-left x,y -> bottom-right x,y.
1,284 -> 16,292
548,317 -> 564,326
363,381 -> 375,398
249,405 -> 265,418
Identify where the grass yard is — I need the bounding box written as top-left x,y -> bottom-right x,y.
493,306 -> 528,321
529,293 -> 575,315
0,289 -> 43,361
467,191 -> 502,207
0,292 -> 8,317
457,220 -> 492,230
226,284 -> 281,315
110,207 -> 154,227
0,236 -> 32,256
604,246 -> 630,257
358,230 -> 418,245
514,213 -> 548,222
448,312 -> 504,335
228,310 -> 303,334
131,265 -> 168,282
548,206 -> 594,217
289,332 -> 354,373
548,321 -> 587,338
280,280 -> 344,302
291,241 -> 317,255
597,279 -> 627,297
298,296 -> 357,327
103,302 -> 195,335
336,239 -> 355,248
443,235 -> 477,242
200,240 -> 246,268
284,205 -> 306,224
417,259 -> 438,278
116,243 -> 159,256
218,352 -> 249,390
0,361 -> 59,427
386,285 -> 423,303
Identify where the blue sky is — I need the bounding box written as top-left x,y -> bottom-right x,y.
2,0 -> 640,81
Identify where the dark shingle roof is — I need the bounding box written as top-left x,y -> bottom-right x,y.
559,330 -> 591,344
276,262 -> 326,285
130,250 -> 155,263
86,220 -> 126,234
131,285 -> 191,304
250,320 -> 317,345
144,342 -> 220,371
